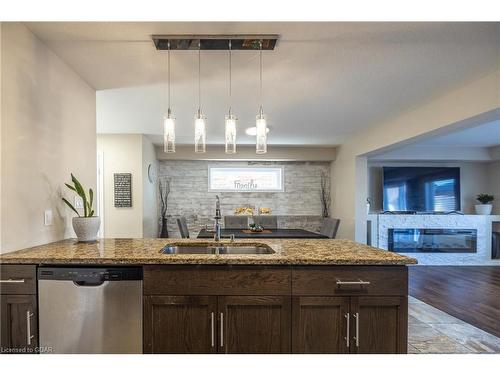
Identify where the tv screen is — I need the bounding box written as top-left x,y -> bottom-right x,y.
382,167 -> 460,212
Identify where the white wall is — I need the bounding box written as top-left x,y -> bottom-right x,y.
97,134 -> 159,238
332,69 -> 500,241
486,160 -> 500,214
1,23 -> 96,253
368,161 -> 488,214
97,134 -> 144,238
142,136 -> 158,237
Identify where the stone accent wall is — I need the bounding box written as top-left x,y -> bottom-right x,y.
158,161 -> 331,238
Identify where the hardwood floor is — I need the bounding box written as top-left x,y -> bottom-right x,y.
409,266 -> 500,337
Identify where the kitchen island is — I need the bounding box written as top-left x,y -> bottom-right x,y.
0,238 -> 416,354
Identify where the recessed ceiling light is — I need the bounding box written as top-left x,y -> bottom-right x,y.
245,126 -> 270,136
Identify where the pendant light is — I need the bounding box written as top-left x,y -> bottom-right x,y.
225,40 -> 237,154
163,41 -> 175,153
255,40 -> 267,154
194,40 -> 206,153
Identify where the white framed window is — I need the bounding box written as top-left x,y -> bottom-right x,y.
208,166 -> 284,192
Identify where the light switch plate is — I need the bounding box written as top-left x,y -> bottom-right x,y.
44,209 -> 53,226
74,196 -> 84,209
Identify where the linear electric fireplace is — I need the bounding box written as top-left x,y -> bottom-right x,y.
388,228 -> 477,253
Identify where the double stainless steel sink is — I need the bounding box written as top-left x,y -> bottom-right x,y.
160,242 -> 275,255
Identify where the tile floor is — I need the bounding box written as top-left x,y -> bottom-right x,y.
408,296 -> 500,353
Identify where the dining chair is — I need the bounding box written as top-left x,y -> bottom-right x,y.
320,217 -> 340,239
177,217 -> 190,238
252,215 -> 278,229
224,215 -> 248,229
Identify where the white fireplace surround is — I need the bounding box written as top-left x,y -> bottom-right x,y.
368,214 -> 500,265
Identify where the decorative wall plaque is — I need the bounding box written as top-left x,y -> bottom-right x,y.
114,173 -> 132,207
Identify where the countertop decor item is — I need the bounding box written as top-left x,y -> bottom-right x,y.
475,193 -> 494,215
62,173 -> 100,242
248,223 -> 264,232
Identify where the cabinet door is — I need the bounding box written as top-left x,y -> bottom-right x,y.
350,296 -> 407,354
292,296 -> 349,353
143,296 -> 217,354
218,296 -> 291,354
0,295 -> 38,353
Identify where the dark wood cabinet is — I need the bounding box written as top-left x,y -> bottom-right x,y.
292,296 -> 349,354
144,295 -> 217,354
219,296 -> 291,354
349,296 -> 407,354
143,265 -> 408,354
291,296 -> 407,354
0,294 -> 38,353
1,265 -> 38,354
144,295 -> 291,354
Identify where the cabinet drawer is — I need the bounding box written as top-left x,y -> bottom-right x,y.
292,266 -> 407,296
0,265 -> 37,295
144,265 -> 291,295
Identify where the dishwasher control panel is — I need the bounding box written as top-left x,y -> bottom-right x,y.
38,267 -> 143,282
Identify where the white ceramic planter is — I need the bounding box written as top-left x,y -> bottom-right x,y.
474,204 -> 493,215
72,216 -> 100,242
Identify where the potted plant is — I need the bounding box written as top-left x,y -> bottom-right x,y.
475,194 -> 494,215
62,173 -> 100,242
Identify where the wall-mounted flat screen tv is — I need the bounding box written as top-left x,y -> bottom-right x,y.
382,167 -> 460,212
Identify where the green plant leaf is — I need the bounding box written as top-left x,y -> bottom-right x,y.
89,210 -> 95,217
89,188 -> 94,210
65,183 -> 76,192
71,173 -> 88,217
62,197 -> 80,217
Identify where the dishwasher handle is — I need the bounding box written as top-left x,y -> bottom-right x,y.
73,280 -> 108,287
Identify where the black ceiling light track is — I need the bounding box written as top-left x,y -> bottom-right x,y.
152,35 -> 279,50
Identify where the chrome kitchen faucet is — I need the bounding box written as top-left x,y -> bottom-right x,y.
214,195 -> 222,242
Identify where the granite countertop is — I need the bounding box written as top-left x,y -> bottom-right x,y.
0,238 -> 417,265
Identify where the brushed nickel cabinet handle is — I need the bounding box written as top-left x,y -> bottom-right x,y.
354,312 -> 360,347
220,312 -> 224,348
210,312 -> 215,347
26,310 -> 34,346
344,313 -> 350,348
0,279 -> 25,283
336,280 -> 371,286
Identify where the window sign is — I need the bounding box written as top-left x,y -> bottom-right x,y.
208,167 -> 284,192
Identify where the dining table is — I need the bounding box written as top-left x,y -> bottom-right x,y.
196,228 -> 329,239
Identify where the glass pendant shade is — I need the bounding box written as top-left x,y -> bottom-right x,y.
256,109 -> 267,154
225,113 -> 237,154
194,110 -> 206,153
163,110 -> 176,153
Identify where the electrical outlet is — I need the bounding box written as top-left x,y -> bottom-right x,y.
44,209 -> 53,226
74,196 -> 84,209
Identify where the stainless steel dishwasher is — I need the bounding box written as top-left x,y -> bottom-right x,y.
38,267 -> 142,354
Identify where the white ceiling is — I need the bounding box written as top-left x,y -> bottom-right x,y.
417,119 -> 500,147
25,22 -> 500,146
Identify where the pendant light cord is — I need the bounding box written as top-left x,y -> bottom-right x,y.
198,40 -> 201,112
259,40 -> 263,110
167,41 -> 171,113
229,40 -> 232,114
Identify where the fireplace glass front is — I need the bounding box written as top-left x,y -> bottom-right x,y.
388,228 -> 477,253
